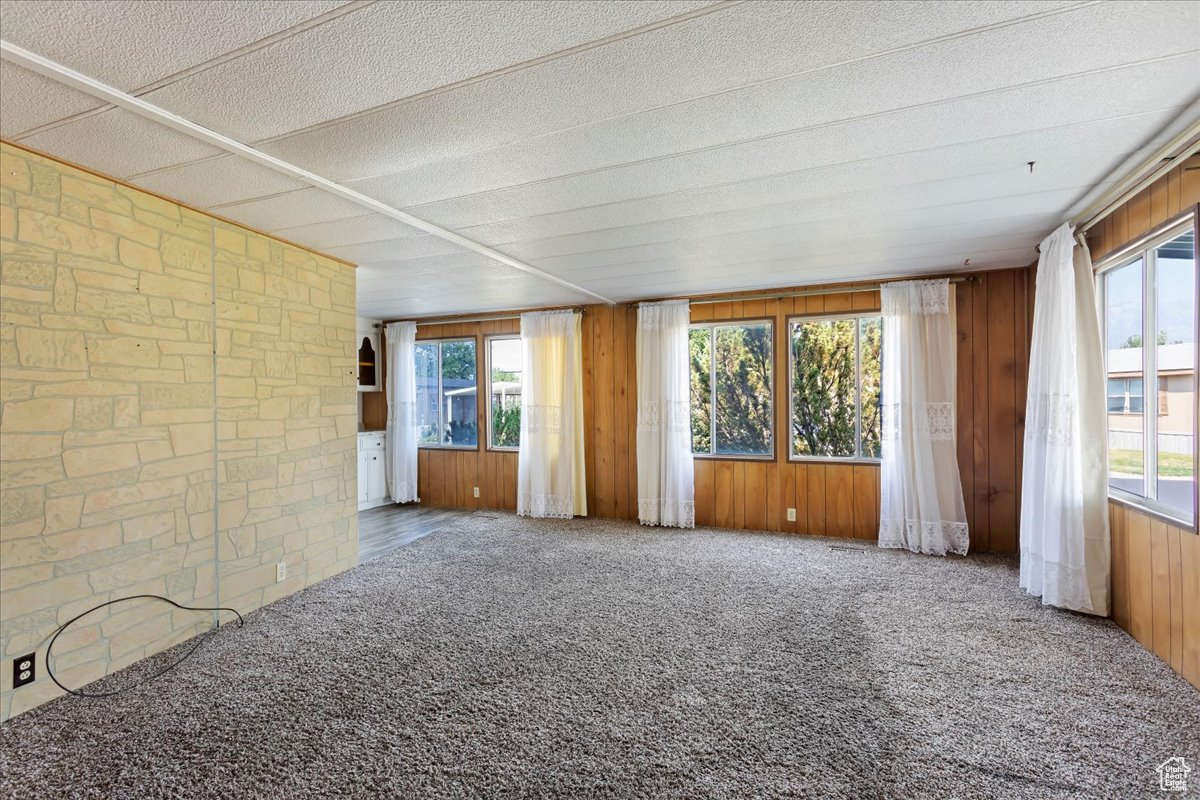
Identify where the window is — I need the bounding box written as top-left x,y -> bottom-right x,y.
789,314 -> 883,460
487,336 -> 522,450
414,338 -> 478,448
1100,219 -> 1196,525
689,321 -> 773,457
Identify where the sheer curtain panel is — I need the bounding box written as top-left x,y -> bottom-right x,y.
636,300 -> 695,527
878,278 -> 970,555
517,310 -> 587,519
385,321 -> 419,503
1019,223 -> 1109,615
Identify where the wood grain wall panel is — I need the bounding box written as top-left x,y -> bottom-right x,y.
1091,153 -> 1198,689
385,268 -> 1033,553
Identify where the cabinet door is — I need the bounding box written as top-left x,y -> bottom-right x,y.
367,449 -> 388,502
358,450 -> 370,503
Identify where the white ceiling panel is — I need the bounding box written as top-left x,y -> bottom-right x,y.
357,255 -> 589,318
0,61 -> 103,137
211,188 -> 380,232
130,154 -> 309,209
271,213 -> 425,251
16,107 -> 224,178
586,247 -> 1040,301
323,234 -> 467,266
2,0 -> 1196,319
349,56 -> 1197,210
506,186 -> 1095,263
528,213 -> 1058,277
262,0 -> 1079,181
393,112 -> 1164,231
0,0 -> 350,91
142,0 -> 716,142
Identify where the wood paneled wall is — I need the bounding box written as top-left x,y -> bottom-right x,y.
1110,503 -> 1200,687
1086,152 -> 1199,689
398,265 -> 1033,554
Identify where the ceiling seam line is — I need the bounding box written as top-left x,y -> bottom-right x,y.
200,105 -> 1165,233
373,104 -> 1183,229
353,206 -> 1086,271
335,51 -> 1197,195
111,0 -> 1105,182
8,0 -> 378,141
465,182 -> 1108,254
0,39 -> 615,306
244,0 -> 1099,149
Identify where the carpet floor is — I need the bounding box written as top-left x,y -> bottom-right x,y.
2,512 -> 1197,799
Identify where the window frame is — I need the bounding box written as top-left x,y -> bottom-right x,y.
1095,208 -> 1198,529
688,317 -> 777,461
415,336 -> 480,451
484,333 -> 521,453
786,311 -> 883,464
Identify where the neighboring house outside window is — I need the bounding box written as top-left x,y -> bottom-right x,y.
1099,220 -> 1196,525
415,338 -> 478,448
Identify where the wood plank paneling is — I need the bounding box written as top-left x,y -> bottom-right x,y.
381,267 -> 1035,555
1093,154 -> 1197,689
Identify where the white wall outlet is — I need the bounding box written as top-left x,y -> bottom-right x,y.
276,561 -> 287,582
473,486 -> 480,498
786,508 -> 797,522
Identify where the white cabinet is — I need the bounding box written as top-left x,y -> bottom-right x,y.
356,317 -> 382,393
358,432 -> 389,510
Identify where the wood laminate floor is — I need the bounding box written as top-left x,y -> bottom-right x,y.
357,504 -> 469,564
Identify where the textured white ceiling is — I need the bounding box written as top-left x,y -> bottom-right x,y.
2,0 -> 1198,317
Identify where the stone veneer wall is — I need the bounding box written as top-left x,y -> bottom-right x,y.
0,142 -> 359,720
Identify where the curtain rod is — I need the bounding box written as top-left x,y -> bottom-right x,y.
640,275 -> 976,308
407,307 -> 582,326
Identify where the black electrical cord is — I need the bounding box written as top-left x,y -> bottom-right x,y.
46,594 -> 243,699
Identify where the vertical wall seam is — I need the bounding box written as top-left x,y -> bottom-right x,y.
211,220 -> 220,627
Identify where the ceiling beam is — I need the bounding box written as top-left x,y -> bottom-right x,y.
0,39 -> 616,305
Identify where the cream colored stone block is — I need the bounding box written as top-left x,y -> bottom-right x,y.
1,259 -> 54,289
17,208 -> 117,261
138,271 -> 212,304
91,208 -> 159,247
237,419 -> 284,439
0,574 -> 92,617
63,443 -> 140,478
72,397 -> 114,431
1,456 -> 64,488
43,494 -> 83,532
168,422 -> 213,456
160,235 -> 211,272
1,149 -> 31,192
118,238 -> 161,272
14,327 -> 86,370
61,174 -> 132,215
1,397 -> 72,432
0,433 -> 62,460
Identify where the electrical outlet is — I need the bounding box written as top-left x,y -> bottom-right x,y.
12,653 -> 35,688
276,561 -> 287,582
786,508 -> 797,522
473,486 -> 480,498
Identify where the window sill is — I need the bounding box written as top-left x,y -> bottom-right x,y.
418,444 -> 479,452
692,453 -> 774,463
1108,490 -> 1196,532
486,446 -> 519,453
789,456 -> 881,466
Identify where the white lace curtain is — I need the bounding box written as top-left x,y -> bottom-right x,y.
385,321 -> 418,503
517,310 -> 587,519
636,300 -> 695,527
878,278 -> 970,555
1019,223 -> 1110,615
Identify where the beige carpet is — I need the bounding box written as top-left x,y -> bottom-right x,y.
2,511 -> 1197,798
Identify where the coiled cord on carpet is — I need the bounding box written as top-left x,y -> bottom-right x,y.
46,595 -> 243,699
